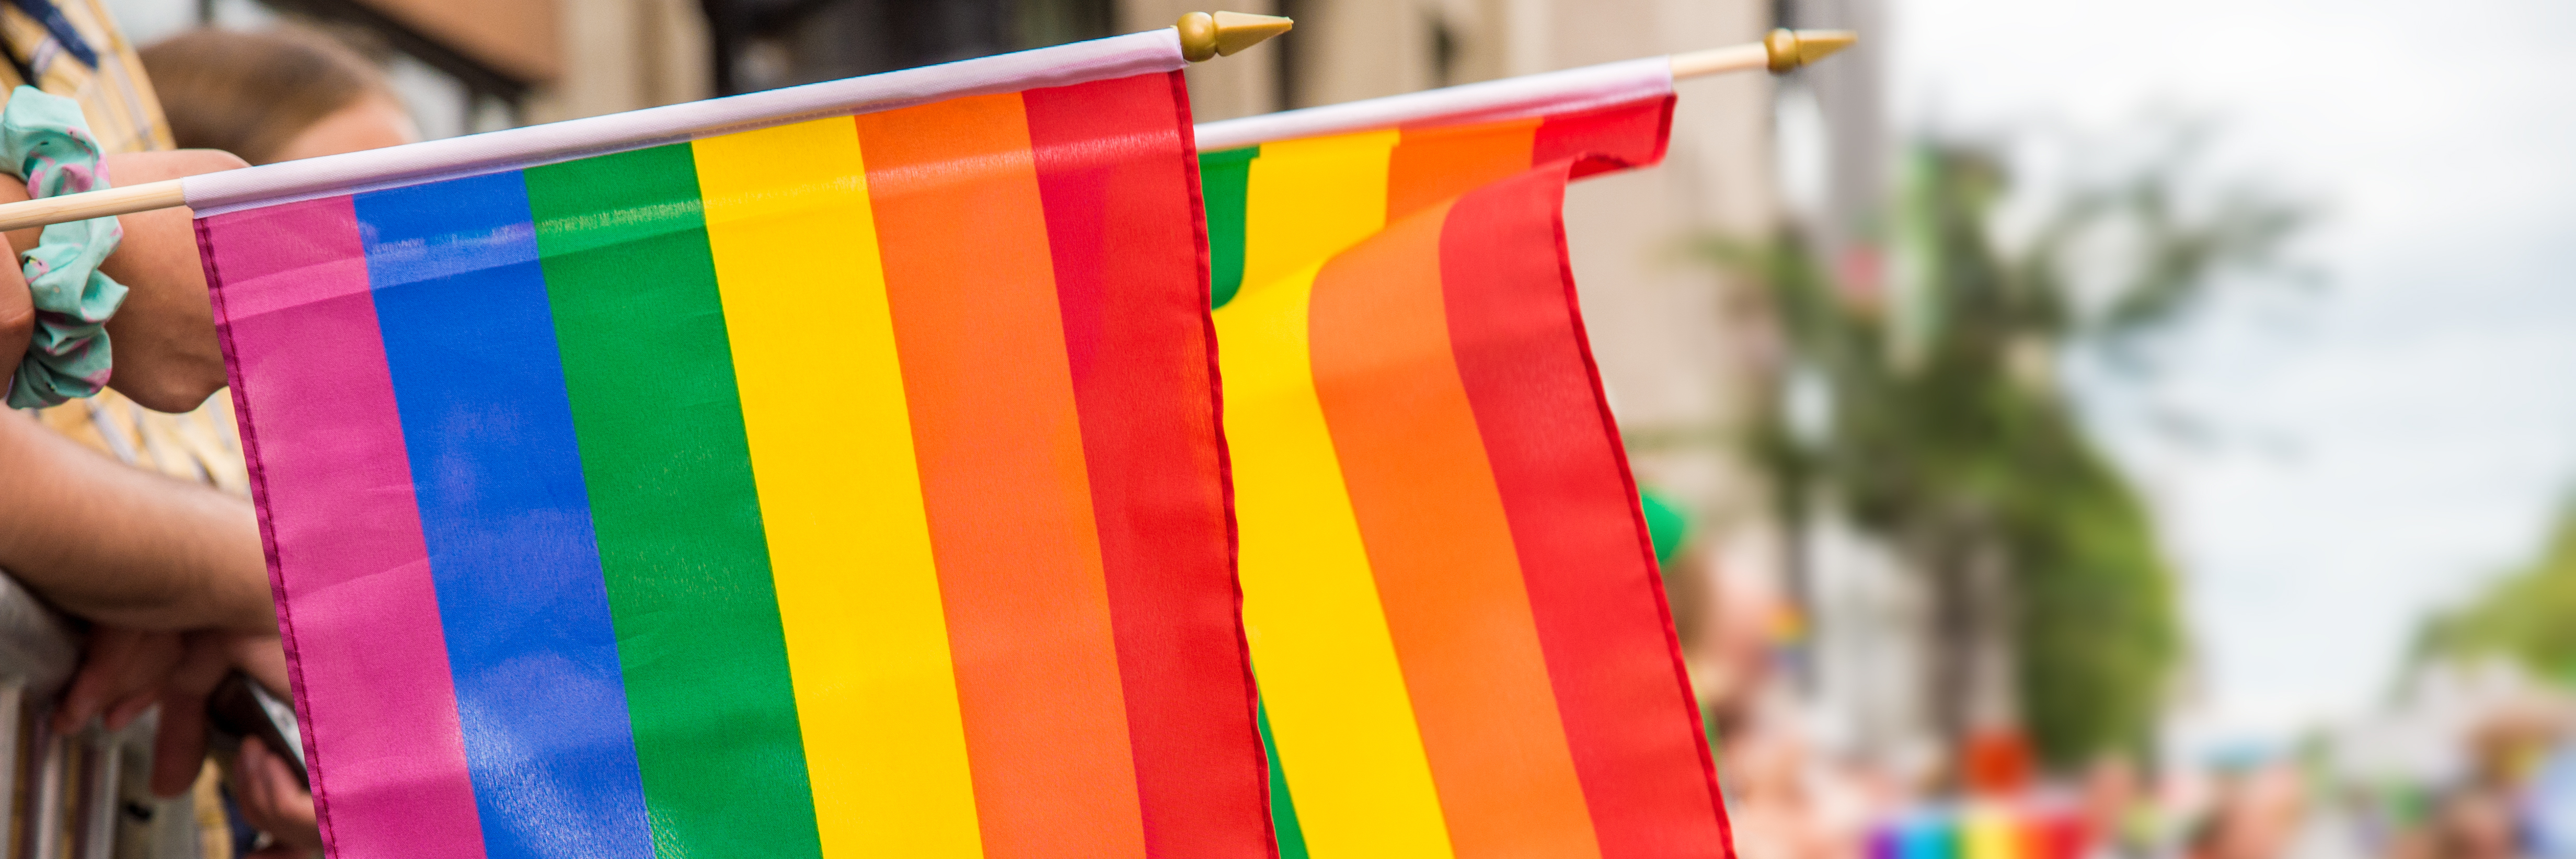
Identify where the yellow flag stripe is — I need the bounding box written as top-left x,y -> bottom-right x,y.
1239,131 -> 1401,297
1220,128 -> 1455,859
694,118 -> 985,858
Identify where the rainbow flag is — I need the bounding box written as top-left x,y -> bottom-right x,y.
199,35 -> 1267,859
1198,77 -> 1733,857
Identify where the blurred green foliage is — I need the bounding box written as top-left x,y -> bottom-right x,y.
1700,132 -> 2304,768
2419,503 -> 2576,682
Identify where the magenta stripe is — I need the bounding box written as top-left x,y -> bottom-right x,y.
203,196 -> 488,859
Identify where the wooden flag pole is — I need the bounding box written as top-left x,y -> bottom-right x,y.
0,12 -> 1294,234
0,179 -> 184,233
1674,28 -> 1855,78
1176,11 -> 1294,62
0,19 -> 1849,234
1192,27 -> 1854,152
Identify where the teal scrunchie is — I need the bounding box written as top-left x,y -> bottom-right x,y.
3,85 -> 124,408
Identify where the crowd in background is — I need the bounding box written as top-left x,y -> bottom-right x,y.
1681,532 -> 2576,859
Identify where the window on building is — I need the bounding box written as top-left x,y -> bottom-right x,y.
700,0 -> 1114,96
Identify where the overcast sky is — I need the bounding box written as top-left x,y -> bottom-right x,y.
1889,0 -> 2576,736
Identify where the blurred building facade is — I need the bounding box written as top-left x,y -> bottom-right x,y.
1188,0 -> 1788,657
1768,0 -> 1951,775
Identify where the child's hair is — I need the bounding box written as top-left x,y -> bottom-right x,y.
140,27 -> 392,165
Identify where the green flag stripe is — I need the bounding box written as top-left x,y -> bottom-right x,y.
525,144 -> 823,858
1258,700 -> 1310,859
1200,145 -> 1258,308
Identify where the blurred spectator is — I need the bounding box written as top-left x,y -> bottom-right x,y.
1728,728 -> 1850,859
2429,787 -> 2523,859
2084,754 -> 2168,859
142,27 -> 416,166
2188,764 -> 2310,859
2470,704 -> 2567,793
1703,564 -> 1793,739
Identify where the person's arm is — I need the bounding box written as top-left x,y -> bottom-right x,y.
0,407 -> 272,633
0,148 -> 251,412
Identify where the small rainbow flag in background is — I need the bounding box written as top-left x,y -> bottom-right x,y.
199,32 -> 1267,859
1870,803 -> 2090,859
1197,63 -> 1734,858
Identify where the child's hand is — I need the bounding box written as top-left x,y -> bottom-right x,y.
0,148 -> 250,413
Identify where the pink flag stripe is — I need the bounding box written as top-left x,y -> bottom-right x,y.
201,197 -> 487,858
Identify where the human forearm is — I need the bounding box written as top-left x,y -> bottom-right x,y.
0,407 -> 273,633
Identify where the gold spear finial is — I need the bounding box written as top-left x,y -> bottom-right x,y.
1178,11 -> 1293,62
1763,28 -> 1857,73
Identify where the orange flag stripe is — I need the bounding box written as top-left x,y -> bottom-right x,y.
859,93 -> 1148,859
1385,119 -> 1543,222
1309,194 -> 1605,859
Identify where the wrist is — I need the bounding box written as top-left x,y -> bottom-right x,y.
0,174 -> 30,250
1,86 -> 125,409
0,297 -> 27,392
0,233 -> 23,394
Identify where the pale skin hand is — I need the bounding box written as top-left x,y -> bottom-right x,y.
142,630 -> 231,795
0,100 -> 413,410
49,626 -> 292,800
55,626 -> 182,732
135,631 -> 292,799
236,734 -> 321,857
51,628 -> 289,746
3,108 -> 417,628
0,148 -> 249,412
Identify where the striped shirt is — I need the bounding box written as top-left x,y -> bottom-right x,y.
8,1 -> 246,490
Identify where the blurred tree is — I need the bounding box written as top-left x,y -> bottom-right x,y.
2419,501 -> 2576,682
1699,131 -> 2304,769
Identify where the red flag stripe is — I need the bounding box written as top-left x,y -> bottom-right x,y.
1533,97 -> 1677,177
1026,73 -> 1275,859
1440,165 -> 1733,858
1310,197 -> 1605,858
